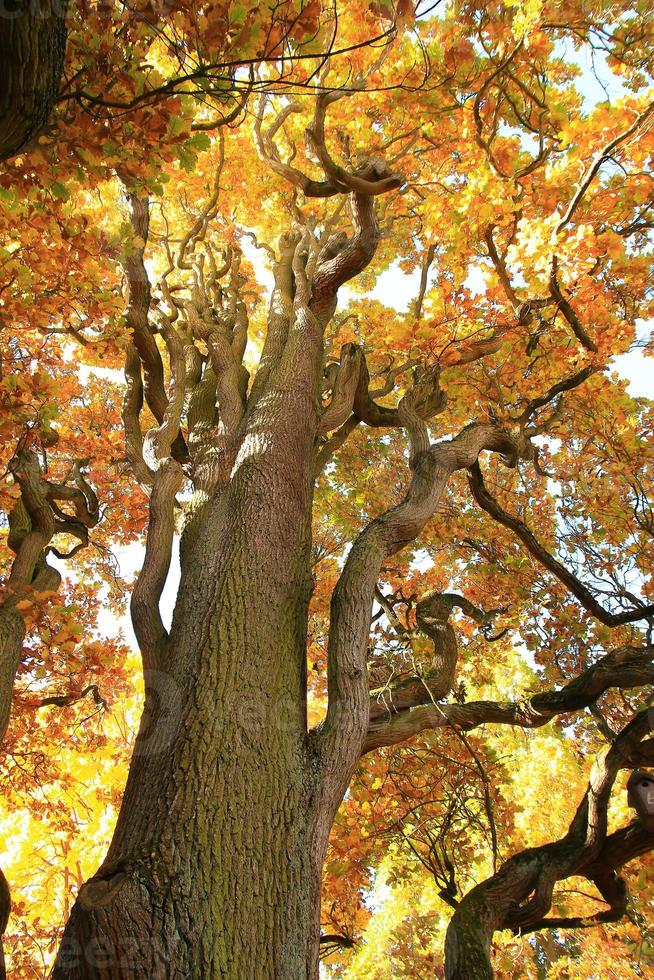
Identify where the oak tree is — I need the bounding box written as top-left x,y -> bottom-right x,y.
1,1 -> 654,978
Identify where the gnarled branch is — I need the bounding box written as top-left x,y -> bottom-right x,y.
317,423 -> 521,776
370,592 -> 506,722
119,186 -> 189,465
130,322 -> 186,669
1,449 -> 100,743
444,709 -> 654,980
364,644 -> 654,753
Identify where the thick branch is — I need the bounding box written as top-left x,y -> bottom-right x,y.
521,821 -> 654,934
120,188 -> 188,463
370,593 -> 505,722
318,346 -> 446,446
183,250 -> 249,490
307,92 -> 404,197
415,244 -> 436,321
255,97 -> 341,198
318,424 -> 520,772
121,193 -> 166,421
318,344 -> 366,436
310,188 -> 383,324
444,710 -> 654,980
255,93 -> 404,202
122,343 -> 154,486
315,417 -> 360,474
518,365 -> 596,425
1,450 -> 99,744
131,322 -> 186,668
256,94 -> 402,328
364,644 -> 654,752
6,450 -> 56,589
130,459 -> 183,670
556,101 -> 654,234
247,231 -> 298,411
548,256 -> 597,352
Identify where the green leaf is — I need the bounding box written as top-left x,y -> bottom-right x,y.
188,132 -> 211,152
51,182 -> 70,201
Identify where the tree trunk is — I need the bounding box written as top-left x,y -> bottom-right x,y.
52,342 -> 338,978
444,902 -> 496,980
53,675 -> 326,979
0,1 -> 69,160
0,606 -> 23,979
49,123 -> 398,977
0,605 -> 25,748
0,865 -> 9,980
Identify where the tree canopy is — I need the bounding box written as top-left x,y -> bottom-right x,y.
1,1 -> 654,977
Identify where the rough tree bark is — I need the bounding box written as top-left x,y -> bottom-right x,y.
0,1 -> 69,161
444,710 -> 654,980
55,384 -> 329,977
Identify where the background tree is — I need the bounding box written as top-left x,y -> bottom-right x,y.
0,0 -> 69,161
1,1 -> 654,977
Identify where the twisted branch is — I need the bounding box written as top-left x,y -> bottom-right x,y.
444,709 -> 654,979
369,592 -> 506,722
364,644 -> 654,752
317,423 -> 521,777
1,449 -> 100,742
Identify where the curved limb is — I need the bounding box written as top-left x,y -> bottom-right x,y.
317,346 -> 446,453
0,450 -> 100,964
364,643 -> 654,752
130,321 -> 186,670
317,423 -> 521,775
119,185 -> 189,464
369,592 -> 506,722
255,92 -> 404,202
444,709 -> 654,980
1,449 -> 101,740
